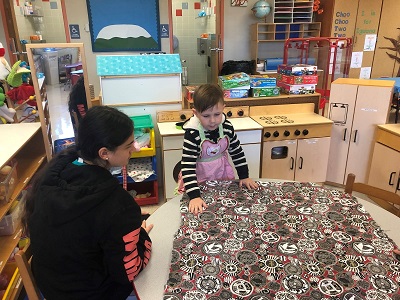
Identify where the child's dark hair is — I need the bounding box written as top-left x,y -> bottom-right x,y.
193,83 -> 224,113
77,106 -> 133,164
68,75 -> 87,120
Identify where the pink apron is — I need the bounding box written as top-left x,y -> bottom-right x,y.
177,123 -> 235,194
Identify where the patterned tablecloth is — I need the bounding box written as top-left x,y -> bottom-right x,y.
163,181 -> 400,300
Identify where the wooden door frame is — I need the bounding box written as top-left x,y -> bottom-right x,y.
0,0 -> 22,65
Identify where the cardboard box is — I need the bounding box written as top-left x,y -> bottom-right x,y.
278,82 -> 316,95
280,74 -> 318,85
250,75 -> 277,88
223,89 -> 249,98
218,72 -> 250,90
278,64 -> 318,76
251,87 -> 280,97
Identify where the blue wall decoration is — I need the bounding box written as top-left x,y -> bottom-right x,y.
86,0 -> 161,52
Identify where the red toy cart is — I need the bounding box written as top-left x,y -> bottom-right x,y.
283,37 -> 353,114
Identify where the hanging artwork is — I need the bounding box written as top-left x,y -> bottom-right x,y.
231,0 -> 248,7
86,0 -> 161,52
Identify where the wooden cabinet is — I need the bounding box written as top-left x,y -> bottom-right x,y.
0,123 -> 46,299
251,22 -> 321,63
273,0 -> 314,23
368,124 -> 400,193
262,137 -> 330,182
326,78 -> 394,185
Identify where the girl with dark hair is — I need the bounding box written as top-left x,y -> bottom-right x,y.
68,75 -> 88,135
22,106 -> 153,300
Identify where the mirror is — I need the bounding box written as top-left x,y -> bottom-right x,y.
25,42 -> 91,161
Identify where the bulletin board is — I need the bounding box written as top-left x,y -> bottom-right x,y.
86,0 -> 161,52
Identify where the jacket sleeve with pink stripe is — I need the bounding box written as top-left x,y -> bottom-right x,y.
101,202 -> 152,285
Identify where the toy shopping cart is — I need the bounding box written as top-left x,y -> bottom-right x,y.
283,37 -> 353,114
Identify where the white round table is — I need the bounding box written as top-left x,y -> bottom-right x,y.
134,182 -> 400,300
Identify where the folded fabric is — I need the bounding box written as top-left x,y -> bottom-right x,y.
126,157 -> 154,182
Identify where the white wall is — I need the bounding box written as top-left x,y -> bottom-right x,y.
223,0 -> 273,61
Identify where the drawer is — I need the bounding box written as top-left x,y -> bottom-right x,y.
236,129 -> 262,144
162,135 -> 184,150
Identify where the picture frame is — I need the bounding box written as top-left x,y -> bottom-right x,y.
86,0 -> 161,52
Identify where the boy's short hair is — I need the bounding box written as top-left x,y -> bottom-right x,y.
193,83 -> 224,113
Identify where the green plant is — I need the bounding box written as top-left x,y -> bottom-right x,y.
380,28 -> 400,77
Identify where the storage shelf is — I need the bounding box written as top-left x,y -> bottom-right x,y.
251,22 -> 321,68
273,0 -> 313,23
0,222 -> 22,275
0,123 -> 46,298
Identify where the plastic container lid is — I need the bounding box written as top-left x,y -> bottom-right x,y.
130,114 -> 154,129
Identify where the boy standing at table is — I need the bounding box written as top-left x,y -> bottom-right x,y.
178,83 -> 258,214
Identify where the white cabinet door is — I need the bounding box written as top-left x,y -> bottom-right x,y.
326,83 -> 358,184
295,137 -> 331,182
163,149 -> 182,200
346,85 -> 392,183
241,143 -> 261,179
262,140 -> 297,180
368,143 -> 400,193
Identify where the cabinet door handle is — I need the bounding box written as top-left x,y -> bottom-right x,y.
389,172 -> 396,186
353,130 -> 358,143
299,157 -> 303,170
343,128 -> 347,141
396,177 -> 400,191
290,157 -> 294,170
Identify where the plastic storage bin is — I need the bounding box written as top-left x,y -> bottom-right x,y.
0,200 -> 21,236
0,160 -> 18,204
130,115 -> 156,158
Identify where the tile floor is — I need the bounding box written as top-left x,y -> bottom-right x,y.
45,83 -> 399,215
46,83 -> 74,140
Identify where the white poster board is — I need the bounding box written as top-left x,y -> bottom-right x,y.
100,74 -> 182,106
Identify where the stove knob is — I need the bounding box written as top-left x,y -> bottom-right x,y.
302,129 -> 309,136
227,111 -> 233,117
294,129 -> 301,136
273,131 -> 279,137
180,114 -> 187,120
284,130 -> 290,137
237,110 -> 244,117
264,132 -> 271,138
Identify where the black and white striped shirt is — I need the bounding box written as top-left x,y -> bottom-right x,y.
181,115 -> 249,200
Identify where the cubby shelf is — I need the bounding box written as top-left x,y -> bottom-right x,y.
251,22 -> 321,66
273,0 -> 314,23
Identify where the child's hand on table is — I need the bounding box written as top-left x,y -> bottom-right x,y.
189,197 -> 208,214
239,178 -> 259,190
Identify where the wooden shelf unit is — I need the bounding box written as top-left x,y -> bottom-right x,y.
273,0 -> 315,23
0,123 -> 46,298
251,22 -> 321,63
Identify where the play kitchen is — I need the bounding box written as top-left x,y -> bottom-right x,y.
249,103 -> 333,182
157,106 -> 263,200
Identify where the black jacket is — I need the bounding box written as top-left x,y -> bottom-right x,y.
28,151 -> 151,300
